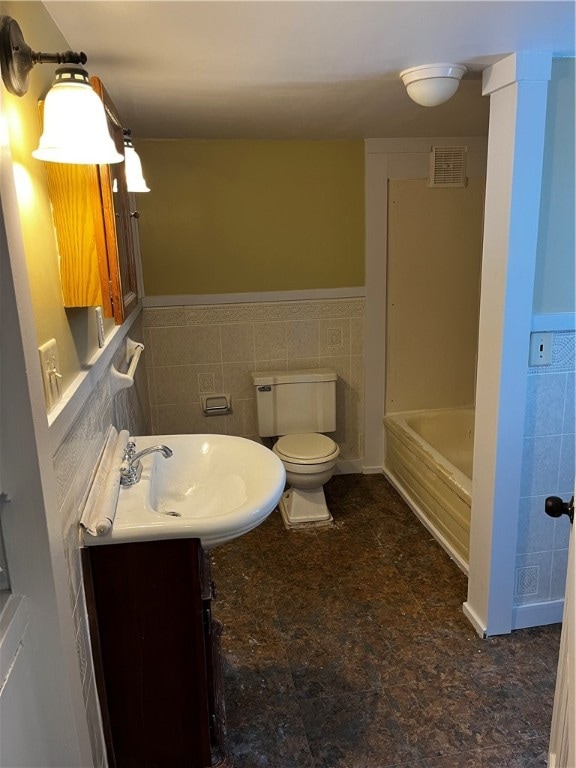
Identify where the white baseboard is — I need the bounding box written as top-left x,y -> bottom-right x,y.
511,599 -> 564,630
462,601 -> 488,638
362,466 -> 385,475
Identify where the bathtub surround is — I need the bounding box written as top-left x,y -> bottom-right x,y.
143,296 -> 365,472
363,135 -> 487,471
385,177 -> 484,414
384,408 -> 474,572
513,329 -> 575,629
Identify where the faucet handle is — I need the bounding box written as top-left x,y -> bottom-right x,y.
123,441 -> 136,462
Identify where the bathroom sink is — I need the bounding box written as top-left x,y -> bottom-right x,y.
85,434 -> 285,549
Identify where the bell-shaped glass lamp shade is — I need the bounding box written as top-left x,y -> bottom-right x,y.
32,67 -> 124,164
124,143 -> 150,192
400,64 -> 466,107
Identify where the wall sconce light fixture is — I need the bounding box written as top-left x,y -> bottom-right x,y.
123,130 -> 150,192
400,63 -> 467,107
0,15 -> 123,164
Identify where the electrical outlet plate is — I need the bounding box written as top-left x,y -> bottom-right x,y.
529,332 -> 552,366
38,338 -> 62,411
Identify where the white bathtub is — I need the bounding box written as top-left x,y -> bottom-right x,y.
384,408 -> 474,572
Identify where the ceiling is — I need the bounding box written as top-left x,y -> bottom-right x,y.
44,1 -> 575,140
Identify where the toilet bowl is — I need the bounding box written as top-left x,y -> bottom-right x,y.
273,433 -> 339,527
252,367 -> 339,528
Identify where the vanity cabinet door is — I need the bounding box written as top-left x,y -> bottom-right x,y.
83,539 -> 214,768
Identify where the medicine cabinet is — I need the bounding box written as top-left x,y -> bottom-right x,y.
42,76 -> 138,324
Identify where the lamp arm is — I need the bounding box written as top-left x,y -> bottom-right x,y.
1,15 -> 86,97
33,50 -> 87,67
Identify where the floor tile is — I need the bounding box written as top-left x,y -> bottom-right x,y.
211,474 -> 561,768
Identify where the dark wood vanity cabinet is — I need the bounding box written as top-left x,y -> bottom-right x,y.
82,539 -> 232,768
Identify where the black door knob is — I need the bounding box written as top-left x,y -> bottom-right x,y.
545,496 -> 574,524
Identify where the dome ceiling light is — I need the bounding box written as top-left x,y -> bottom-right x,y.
400,63 -> 467,107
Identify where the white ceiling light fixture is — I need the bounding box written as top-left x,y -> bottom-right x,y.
400,63 -> 467,107
123,130 -> 150,193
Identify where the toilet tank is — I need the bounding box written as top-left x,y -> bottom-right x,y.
252,368 -> 337,437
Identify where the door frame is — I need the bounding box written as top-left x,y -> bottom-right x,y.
0,87 -> 93,764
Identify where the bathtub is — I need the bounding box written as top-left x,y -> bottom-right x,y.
384,408 -> 474,572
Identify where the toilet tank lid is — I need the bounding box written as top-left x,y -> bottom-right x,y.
252,368 -> 337,386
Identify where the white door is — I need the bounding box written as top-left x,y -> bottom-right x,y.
547,495 -> 575,768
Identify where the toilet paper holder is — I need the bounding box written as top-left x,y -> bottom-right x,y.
201,394 -> 231,416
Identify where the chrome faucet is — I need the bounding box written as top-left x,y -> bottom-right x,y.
119,441 -> 173,486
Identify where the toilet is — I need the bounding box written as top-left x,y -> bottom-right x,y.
252,368 -> 340,528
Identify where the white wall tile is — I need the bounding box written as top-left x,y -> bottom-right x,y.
514,551 -> 553,604
563,371 -> 575,433
220,323 -> 255,363
145,298 -> 365,463
550,548 -> 569,599
524,373 -> 566,436
254,321 -> 287,362
558,432 -> 576,494
153,365 -> 194,405
287,319 -> 319,359
516,496 -> 555,554
516,329 -> 575,607
52,323 -> 151,768
520,435 -> 562,496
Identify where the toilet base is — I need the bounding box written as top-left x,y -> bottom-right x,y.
279,487 -> 334,529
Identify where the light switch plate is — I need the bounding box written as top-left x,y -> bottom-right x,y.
529,332 -> 552,366
38,338 -> 62,411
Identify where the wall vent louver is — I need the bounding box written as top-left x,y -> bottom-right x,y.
429,145 -> 467,188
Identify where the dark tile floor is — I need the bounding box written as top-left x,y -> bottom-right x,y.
211,473 -> 561,768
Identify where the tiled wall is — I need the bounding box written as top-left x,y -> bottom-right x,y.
143,298 -> 365,466
54,315 -> 150,768
515,330 -> 575,607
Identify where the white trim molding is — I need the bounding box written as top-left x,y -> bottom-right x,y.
466,51 -> 553,637
48,305 -> 143,455
142,287 -> 365,307
511,599 -> 565,630
363,136 -> 488,474
532,313 -> 576,332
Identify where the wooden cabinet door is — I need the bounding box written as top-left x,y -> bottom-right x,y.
41,78 -> 139,323
42,157 -> 114,315
91,77 -> 139,323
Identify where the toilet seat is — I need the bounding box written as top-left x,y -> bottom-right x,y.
274,433 -> 339,465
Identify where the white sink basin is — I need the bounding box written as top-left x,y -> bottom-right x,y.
87,434 -> 285,549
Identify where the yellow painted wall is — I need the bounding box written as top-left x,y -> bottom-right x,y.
137,140 -> 365,295
1,1 -> 116,391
